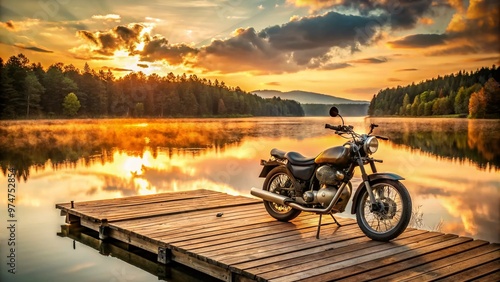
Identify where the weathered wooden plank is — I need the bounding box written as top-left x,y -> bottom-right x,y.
76,197 -> 259,222
172,217 -> 354,250
56,190 -> 498,282
270,233 -> 471,282
118,204 -> 264,229
210,228 -> 379,266
84,196 -> 259,221
154,214 -> 326,245
262,230 -> 441,281
469,271 -> 500,282
248,230 -> 440,278
327,233 -> 470,282
434,259 -> 500,282
56,189 -> 219,209
136,209 -> 292,239
147,216 -> 297,244
58,192 -> 259,223
195,224 -> 360,261
369,242 -> 498,282
402,246 -> 500,281
171,249 -> 233,282
190,223 -> 358,255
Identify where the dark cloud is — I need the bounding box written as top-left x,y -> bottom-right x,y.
320,62 -> 352,70
466,56 -> 500,63
78,30 -> 98,45
397,68 -> 418,71
191,11 -> 382,73
388,34 -> 447,48
444,0 -> 499,53
261,12 -> 377,51
14,44 -> 53,53
350,57 -> 388,64
426,45 -> 480,56
1,20 -> 15,30
76,23 -> 196,66
137,63 -> 148,68
190,27 -> 295,74
288,0 -> 435,29
388,0 -> 499,54
265,82 -> 281,86
77,23 -> 145,56
388,78 -> 403,82
74,55 -> 111,60
102,66 -> 133,72
139,36 -> 197,64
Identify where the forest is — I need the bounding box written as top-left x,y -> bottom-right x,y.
368,66 -> 500,118
0,54 -> 304,119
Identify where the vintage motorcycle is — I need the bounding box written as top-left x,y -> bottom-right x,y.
251,107 -> 412,241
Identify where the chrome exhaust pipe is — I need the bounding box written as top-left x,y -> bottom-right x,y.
250,182 -> 347,214
250,188 -> 289,205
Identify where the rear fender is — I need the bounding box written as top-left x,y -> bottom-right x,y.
258,160 -> 283,178
350,172 -> 405,214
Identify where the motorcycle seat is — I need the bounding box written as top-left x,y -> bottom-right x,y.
285,151 -> 316,166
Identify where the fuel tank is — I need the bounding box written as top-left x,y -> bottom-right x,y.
315,145 -> 350,166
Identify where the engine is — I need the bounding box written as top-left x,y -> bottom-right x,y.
302,165 -> 351,212
316,165 -> 344,186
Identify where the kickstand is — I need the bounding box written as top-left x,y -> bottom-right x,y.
316,214 -> 322,239
329,213 -> 342,227
316,213 -> 342,239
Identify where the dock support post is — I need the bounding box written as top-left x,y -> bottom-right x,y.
99,219 -> 109,240
157,246 -> 171,264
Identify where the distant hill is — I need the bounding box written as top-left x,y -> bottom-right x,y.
252,90 -> 368,104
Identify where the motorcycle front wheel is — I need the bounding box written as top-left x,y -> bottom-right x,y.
262,166 -> 302,222
356,180 -> 412,241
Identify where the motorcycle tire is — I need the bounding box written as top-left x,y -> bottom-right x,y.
356,179 -> 412,241
262,166 -> 302,222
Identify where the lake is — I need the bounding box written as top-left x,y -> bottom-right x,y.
0,117 -> 499,281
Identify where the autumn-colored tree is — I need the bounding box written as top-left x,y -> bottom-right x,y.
469,78 -> 500,118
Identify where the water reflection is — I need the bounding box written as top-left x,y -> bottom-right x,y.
57,225 -> 220,282
0,117 -> 499,244
365,117 -> 500,171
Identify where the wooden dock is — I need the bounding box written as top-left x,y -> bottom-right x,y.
56,189 -> 499,282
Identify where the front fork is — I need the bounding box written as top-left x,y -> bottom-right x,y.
355,150 -> 381,210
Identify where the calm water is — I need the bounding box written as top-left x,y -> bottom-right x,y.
0,117 -> 499,281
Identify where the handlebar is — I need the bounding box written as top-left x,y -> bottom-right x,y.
325,124 -> 353,132
326,123 -> 388,140
325,123 -> 342,131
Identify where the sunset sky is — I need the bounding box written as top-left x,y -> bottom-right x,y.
0,0 -> 498,101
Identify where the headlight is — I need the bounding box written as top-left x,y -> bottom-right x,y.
364,136 -> 379,154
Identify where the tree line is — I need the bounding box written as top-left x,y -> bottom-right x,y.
368,66 -> 500,118
0,54 -> 304,119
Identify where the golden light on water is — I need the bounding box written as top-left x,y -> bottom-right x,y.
0,117 -> 498,242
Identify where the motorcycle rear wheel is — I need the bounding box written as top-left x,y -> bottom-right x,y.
356,180 -> 412,241
262,166 -> 302,222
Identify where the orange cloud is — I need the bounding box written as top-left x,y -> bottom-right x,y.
419,17 -> 434,25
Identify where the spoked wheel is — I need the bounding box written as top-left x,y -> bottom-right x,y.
263,166 -> 301,222
356,180 -> 412,241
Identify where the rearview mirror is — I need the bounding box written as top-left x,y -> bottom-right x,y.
329,107 -> 339,117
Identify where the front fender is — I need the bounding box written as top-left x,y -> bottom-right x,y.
350,172 -> 405,214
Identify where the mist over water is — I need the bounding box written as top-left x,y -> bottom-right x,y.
0,117 -> 498,281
